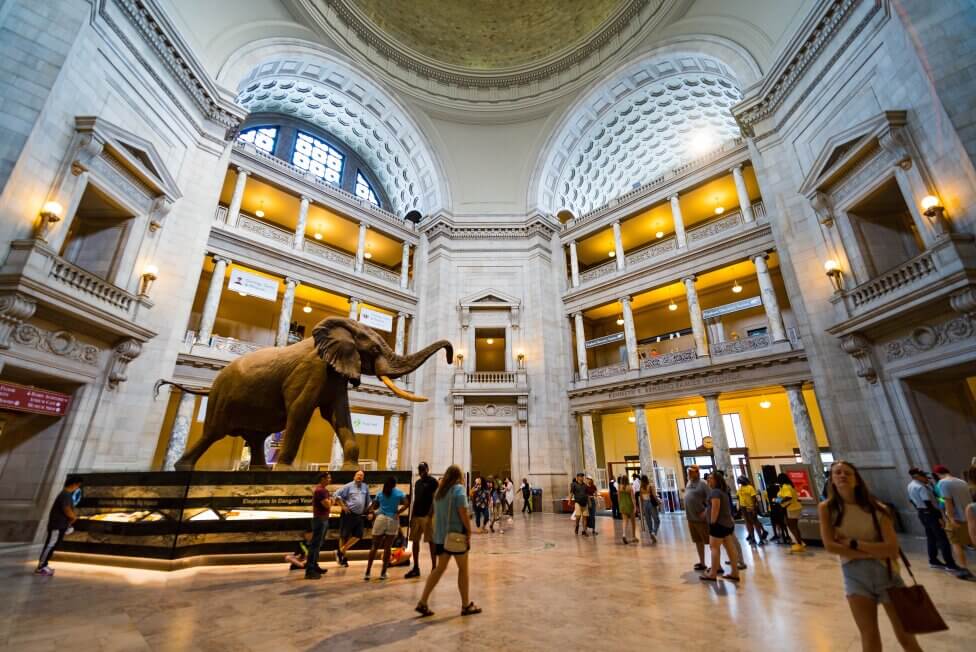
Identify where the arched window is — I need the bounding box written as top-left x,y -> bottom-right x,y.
355,170 -> 380,207
237,126 -> 277,154
292,132 -> 344,184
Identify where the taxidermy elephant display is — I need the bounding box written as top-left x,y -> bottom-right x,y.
156,317 -> 452,470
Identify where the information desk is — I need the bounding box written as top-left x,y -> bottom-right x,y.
58,470 -> 412,568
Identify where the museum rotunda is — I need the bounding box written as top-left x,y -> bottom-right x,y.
0,1 -> 974,649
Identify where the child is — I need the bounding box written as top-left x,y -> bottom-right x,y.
36,475 -> 82,576
285,530 -> 313,571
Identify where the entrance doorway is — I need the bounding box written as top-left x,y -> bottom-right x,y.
902,362 -> 976,469
470,427 -> 512,481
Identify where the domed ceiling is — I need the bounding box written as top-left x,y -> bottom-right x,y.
351,0 -> 626,70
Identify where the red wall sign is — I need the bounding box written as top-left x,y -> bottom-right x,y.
786,469 -> 814,499
0,381 -> 71,416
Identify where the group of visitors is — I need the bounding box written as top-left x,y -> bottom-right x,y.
572,472 -> 663,544
468,475 -> 515,532
907,464 -> 975,580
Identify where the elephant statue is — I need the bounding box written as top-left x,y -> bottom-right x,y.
156,317 -> 452,470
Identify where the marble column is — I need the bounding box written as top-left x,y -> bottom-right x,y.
703,393 -> 732,477
612,221 -> 625,270
573,312 -> 588,380
330,433 -> 344,471
395,312 -> 408,355
275,277 -> 299,346
348,297 -> 360,320
579,412 -> 598,477
162,391 -> 195,471
293,196 -> 310,250
198,255 -> 230,343
753,253 -> 788,342
621,296 -> 638,370
355,222 -> 367,272
226,167 -> 249,226
385,413 -> 402,470
785,383 -> 825,498
633,405 -> 653,478
504,324 -> 513,372
683,276 -> 708,357
731,164 -> 755,222
670,194 -> 687,248
400,243 -> 410,289
569,241 -> 580,288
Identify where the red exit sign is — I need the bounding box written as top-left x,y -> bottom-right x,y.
0,381 -> 71,416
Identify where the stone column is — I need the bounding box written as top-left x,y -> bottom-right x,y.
785,383 -> 825,498
504,324 -> 513,372
569,240 -> 580,288
330,433 -> 344,471
621,296 -> 638,370
275,277 -> 299,346
400,243 -> 410,289
573,312 -> 588,380
703,393 -> 732,477
633,405 -> 653,478
612,221 -> 625,270
226,167 -> 249,226
753,253 -> 787,342
348,297 -> 360,320
670,194 -> 687,248
355,222 -> 367,272
198,255 -> 230,343
385,413 -> 401,470
579,412 -> 598,477
293,196 -> 310,250
395,312 -> 408,355
683,276 -> 708,357
731,164 -> 755,222
162,391 -> 195,471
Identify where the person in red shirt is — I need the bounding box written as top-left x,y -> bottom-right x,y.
306,472 -> 332,580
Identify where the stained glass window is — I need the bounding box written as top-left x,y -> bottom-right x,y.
292,132 -> 343,184
355,171 -> 380,206
237,126 -> 277,153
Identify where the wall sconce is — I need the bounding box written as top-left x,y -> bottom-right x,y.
455,352 -> 464,366
921,195 -> 949,236
36,201 -> 64,242
140,264 -> 159,295
516,350 -> 525,368
824,259 -> 844,292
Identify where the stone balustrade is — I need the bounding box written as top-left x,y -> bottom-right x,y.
624,236 -> 677,267
302,239 -> 356,268
847,250 -> 936,308
686,207 -> 745,243
236,212 -> 293,247
709,333 -> 771,356
184,330 -> 266,356
49,256 -> 135,313
588,363 -> 629,379
640,348 -> 696,369
579,259 -> 618,284
363,261 -> 400,285
465,371 -> 518,384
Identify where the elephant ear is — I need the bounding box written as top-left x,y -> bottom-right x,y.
312,318 -> 361,386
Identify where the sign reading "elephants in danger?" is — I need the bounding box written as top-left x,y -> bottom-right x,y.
0,381 -> 71,416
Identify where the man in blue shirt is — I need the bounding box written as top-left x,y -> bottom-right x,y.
334,470 -> 371,566
906,467 -> 959,572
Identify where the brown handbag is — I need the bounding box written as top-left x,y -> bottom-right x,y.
886,549 -> 949,635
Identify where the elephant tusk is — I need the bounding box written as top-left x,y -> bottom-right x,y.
379,375 -> 428,402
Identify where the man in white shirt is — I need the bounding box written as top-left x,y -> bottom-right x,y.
906,468 -> 958,572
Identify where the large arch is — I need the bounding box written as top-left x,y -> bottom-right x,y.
531,38 -> 760,217
216,38 -> 450,217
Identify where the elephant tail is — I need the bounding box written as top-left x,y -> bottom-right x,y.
153,379 -> 210,399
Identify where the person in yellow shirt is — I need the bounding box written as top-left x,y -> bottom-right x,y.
736,476 -> 768,545
777,473 -> 807,552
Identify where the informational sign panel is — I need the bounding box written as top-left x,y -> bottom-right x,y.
702,295 -> 762,320
351,412 -> 385,435
358,307 -> 393,332
0,381 -> 71,416
584,331 -> 625,349
227,268 -> 279,301
786,468 -> 814,499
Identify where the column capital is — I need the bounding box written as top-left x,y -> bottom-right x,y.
681,274 -> 697,284
782,381 -> 807,392
669,193 -> 680,202
571,311 -> 584,320
397,311 -> 412,319
284,277 -> 300,287
299,195 -> 312,205
750,249 -> 772,262
729,162 -> 745,173
402,241 -> 411,250
234,166 -> 251,177
701,392 -> 721,400
359,222 -> 370,230
348,296 -> 362,304
630,402 -> 646,410
619,295 -> 632,305
210,254 -> 232,266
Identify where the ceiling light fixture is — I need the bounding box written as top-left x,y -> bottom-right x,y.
714,206 -> 725,215
759,398 -> 772,409
486,338 -> 494,345
687,409 -> 697,417
655,231 -> 664,239
668,299 -> 678,312
314,232 -> 322,240
608,250 -> 616,258
238,291 -> 248,297
255,201 -> 265,219
363,252 -> 373,259
616,316 -> 625,325
732,280 -> 743,294
303,304 -> 312,314
628,415 -> 636,423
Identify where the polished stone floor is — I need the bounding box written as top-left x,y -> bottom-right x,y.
0,513 -> 973,651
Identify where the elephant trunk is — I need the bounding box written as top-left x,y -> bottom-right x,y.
381,340 -> 453,379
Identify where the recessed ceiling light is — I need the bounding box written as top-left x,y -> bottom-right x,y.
655,231 -> 664,239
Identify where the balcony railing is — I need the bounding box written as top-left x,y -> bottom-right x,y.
233,141 -> 407,230
50,257 -> 135,313
640,348 -> 696,369
579,259 -> 618,284
709,333 -> 771,356
625,236 -> 677,268
184,331 -> 266,356
236,212 -> 293,247
686,206 -> 746,244
465,371 -> 518,384
363,261 -> 400,285
847,251 -> 936,309
302,239 -> 356,269
588,363 -> 629,379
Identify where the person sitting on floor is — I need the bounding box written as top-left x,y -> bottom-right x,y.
285,530 -> 314,571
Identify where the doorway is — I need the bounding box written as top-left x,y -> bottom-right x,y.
470,427 -> 512,481
902,362 -> 976,469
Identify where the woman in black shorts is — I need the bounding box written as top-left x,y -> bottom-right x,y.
700,470 -> 741,582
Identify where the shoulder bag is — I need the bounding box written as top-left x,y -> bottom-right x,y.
886,549 -> 949,634
443,487 -> 469,553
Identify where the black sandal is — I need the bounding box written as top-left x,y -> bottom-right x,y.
461,602 -> 482,616
415,602 -> 434,617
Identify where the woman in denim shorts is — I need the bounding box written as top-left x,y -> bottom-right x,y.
818,461 -> 921,652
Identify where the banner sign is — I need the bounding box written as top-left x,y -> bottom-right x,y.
0,381 -> 71,416
358,307 -> 393,332
351,412 -> 385,435
227,268 -> 279,301
585,332 -> 625,349
702,295 -> 762,320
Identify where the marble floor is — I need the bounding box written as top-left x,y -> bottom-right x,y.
0,513 -> 973,651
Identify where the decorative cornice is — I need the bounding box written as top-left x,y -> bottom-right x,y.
12,324 -> 101,366
422,214 -> 557,241
884,314 -> 976,362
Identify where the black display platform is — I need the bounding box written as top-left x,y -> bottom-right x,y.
57,470 -> 412,568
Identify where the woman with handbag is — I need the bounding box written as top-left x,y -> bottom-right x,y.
819,461 -> 922,652
415,464 -> 482,618
639,474 -> 660,542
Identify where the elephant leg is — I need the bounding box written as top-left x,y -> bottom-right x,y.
331,388 -> 359,470
244,432 -> 268,467
276,395 -> 317,468
174,422 -> 220,471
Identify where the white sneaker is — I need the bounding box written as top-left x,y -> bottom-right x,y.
34,567 -> 54,576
